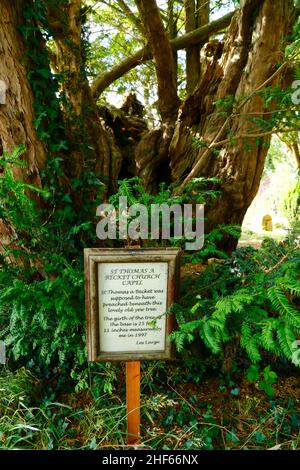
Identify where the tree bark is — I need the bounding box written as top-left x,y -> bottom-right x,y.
0,0 -> 47,251
168,0 -> 294,250
47,0 -> 121,195
94,0 -> 295,251
91,10 -> 234,99
290,141 -> 300,170
134,0 -> 180,123
185,0 -> 199,94
167,0 -> 178,84
185,0 -> 209,94
0,0 -> 297,257
0,0 -> 46,185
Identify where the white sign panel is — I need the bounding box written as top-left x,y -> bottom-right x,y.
85,248 -> 180,361
98,262 -> 168,352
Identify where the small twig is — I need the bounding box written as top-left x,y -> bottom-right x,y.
264,247 -> 298,274
208,128 -> 300,149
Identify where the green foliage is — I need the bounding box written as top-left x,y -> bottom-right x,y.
0,1 -> 106,385
264,138 -> 294,174
246,365 -> 278,397
0,364 -> 299,450
0,367 -> 127,450
108,176 -> 239,256
171,236 -> 300,374
0,147 -> 99,381
0,146 -> 48,233
110,175 -> 220,208
281,179 -> 300,225
87,0 -> 188,120
20,0 -> 104,216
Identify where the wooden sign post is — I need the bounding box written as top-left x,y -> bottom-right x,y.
126,361 -> 140,445
84,248 -> 181,445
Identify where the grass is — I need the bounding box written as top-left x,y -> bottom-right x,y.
0,365 -> 299,450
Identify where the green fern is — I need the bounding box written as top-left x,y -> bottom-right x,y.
201,320 -> 222,354
171,233 -> 300,369
240,323 -> 261,363
260,320 -> 280,354
268,286 -> 300,328
212,291 -> 254,323
277,324 -> 298,360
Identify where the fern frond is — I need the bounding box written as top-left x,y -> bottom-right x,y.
260,320 -> 280,354
282,278 -> 300,296
277,323 -> 297,360
201,320 -> 222,354
240,323 -> 261,363
268,286 -> 300,327
169,330 -> 193,352
213,291 -> 253,323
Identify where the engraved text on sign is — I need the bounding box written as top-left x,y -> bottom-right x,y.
98,262 -> 168,352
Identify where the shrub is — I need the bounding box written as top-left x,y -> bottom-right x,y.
0,155 -> 230,384
281,179 -> 300,225
171,237 -> 300,371
0,146 -> 98,380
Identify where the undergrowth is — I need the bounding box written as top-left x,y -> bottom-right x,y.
0,367 -> 299,450
171,230 -> 300,393
0,150 -> 299,449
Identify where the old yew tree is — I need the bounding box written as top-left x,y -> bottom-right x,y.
0,0 -> 300,451
0,0 -> 299,249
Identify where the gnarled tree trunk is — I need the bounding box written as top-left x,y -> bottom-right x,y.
47,0 -> 119,194
0,0 -> 46,184
133,0 -> 294,251
0,0 -> 296,254
172,0 -> 293,243
185,0 -> 210,94
0,0 -> 47,248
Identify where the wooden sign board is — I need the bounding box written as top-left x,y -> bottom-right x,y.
84,248 -> 181,362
